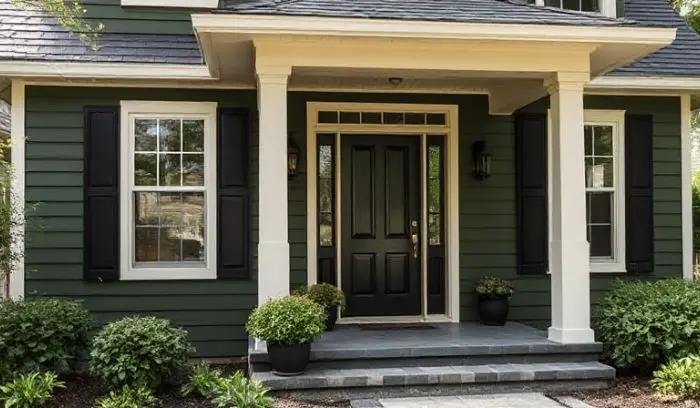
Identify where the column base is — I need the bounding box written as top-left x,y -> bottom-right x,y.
548,326 -> 595,344
258,241 -> 290,304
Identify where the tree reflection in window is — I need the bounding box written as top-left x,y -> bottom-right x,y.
428,143 -> 443,246
318,143 -> 334,247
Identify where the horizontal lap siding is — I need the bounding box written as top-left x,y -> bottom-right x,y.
83,0 -> 193,34
24,87 -> 257,357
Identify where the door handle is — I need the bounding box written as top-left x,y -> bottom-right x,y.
411,220 -> 419,259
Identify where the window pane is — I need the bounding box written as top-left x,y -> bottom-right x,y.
182,120 -> 204,152
593,126 -> 613,156
544,0 -> 561,6
426,113 -> 446,125
361,112 -> 381,124
384,112 -> 403,124
159,119 -> 181,152
159,227 -> 182,262
590,225 -> 613,257
135,192 -> 159,225
339,111 -> 361,124
182,193 -> 205,262
405,113 -> 425,125
588,192 -> 612,224
320,212 -> 333,247
135,119 -> 157,152
135,227 -> 158,262
183,154 -> 204,186
596,158 -> 614,187
581,0 -> 599,11
562,0 -> 579,9
429,214 -> 441,246
319,145 -> 333,178
134,154 -> 157,186
159,153 -> 182,186
159,192 -> 183,226
584,126 -> 593,156
319,179 -> 333,213
318,111 -> 338,124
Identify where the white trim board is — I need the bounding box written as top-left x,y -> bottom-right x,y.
306,102 -> 460,322
121,0 -> 218,8
590,76 -> 700,91
681,94 -> 693,280
0,61 -> 213,80
9,80 -> 25,300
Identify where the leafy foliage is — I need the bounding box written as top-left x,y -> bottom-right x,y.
89,316 -> 194,391
246,296 -> 326,345
181,362 -> 223,399
651,355 -> 700,399
0,372 -> 65,408
672,0 -> 700,33
10,0 -> 103,49
94,386 -> 158,408
183,365 -> 272,408
307,283 -> 346,310
212,371 -> 272,408
595,279 -> 700,371
0,298 -> 90,381
474,276 -> 514,297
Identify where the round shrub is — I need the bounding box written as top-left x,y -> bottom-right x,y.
246,296 -> 325,345
89,316 -> 194,390
307,283 -> 346,309
0,298 -> 90,381
595,279 -> 700,371
651,355 -> 700,399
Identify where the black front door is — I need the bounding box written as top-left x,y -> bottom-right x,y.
341,135 -> 422,317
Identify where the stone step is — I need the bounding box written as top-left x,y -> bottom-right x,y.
249,343 -> 603,372
252,361 -> 615,392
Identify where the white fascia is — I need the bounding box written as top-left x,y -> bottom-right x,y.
0,62 -> 214,81
121,0 -> 218,8
192,13 -> 675,45
590,76 -> 700,90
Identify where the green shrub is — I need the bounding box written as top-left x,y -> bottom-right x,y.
211,371 -> 272,408
89,316 -> 194,390
181,362 -> 223,399
596,279 -> 700,370
0,372 -> 65,408
0,298 -> 90,380
246,296 -> 326,345
474,276 -> 514,297
651,355 -> 700,399
94,386 -> 158,408
307,283 -> 346,310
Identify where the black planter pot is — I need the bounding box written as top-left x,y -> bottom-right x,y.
477,294 -> 510,326
267,342 -> 312,376
325,306 -> 338,331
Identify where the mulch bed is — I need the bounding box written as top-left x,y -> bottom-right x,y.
571,376 -> 700,408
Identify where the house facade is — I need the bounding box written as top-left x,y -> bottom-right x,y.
0,0 -> 697,357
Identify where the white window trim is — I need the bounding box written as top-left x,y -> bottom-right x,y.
548,109 -> 626,274
534,0 -> 616,17
121,0 -> 218,8
119,101 -> 218,281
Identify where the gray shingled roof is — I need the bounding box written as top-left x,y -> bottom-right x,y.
219,0 -> 635,26
0,101 -> 9,136
0,0 -> 203,65
612,0 -> 700,77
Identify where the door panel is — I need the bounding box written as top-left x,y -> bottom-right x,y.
341,135 -> 421,317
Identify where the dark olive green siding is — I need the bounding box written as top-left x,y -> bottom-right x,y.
24,87 -> 257,357
25,88 -> 683,357
83,0 -> 194,35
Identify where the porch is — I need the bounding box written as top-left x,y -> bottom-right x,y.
249,322 -> 613,399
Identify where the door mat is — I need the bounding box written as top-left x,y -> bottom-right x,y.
357,323 -> 437,330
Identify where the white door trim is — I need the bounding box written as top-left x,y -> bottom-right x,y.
305,102 -> 460,322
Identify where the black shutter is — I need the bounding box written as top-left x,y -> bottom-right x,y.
84,107 -> 120,282
515,113 -> 549,275
218,108 -> 250,279
625,114 -> 654,274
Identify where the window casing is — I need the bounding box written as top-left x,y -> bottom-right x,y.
548,110 -> 626,273
120,101 -> 217,280
543,0 -> 599,12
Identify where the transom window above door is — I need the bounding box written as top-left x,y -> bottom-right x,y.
317,110 -> 447,126
120,101 -> 218,281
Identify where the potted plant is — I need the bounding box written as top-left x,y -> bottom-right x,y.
475,276 -> 514,326
307,283 -> 346,331
246,296 -> 325,376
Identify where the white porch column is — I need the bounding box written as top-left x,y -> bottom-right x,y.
256,66 -> 291,306
546,72 -> 595,344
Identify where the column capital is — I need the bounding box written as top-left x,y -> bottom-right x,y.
544,72 -> 589,95
256,64 -> 291,86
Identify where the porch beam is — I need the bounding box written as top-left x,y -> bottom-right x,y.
546,72 -> 595,344
256,65 -> 292,307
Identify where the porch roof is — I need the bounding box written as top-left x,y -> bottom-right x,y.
217,0 -> 634,27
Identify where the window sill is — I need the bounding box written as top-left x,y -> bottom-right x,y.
590,262 -> 626,274
121,267 -> 216,281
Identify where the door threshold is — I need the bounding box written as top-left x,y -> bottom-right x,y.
338,315 -> 453,325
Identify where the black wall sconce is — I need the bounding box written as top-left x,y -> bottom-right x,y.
288,135 -> 301,179
472,141 -> 492,180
